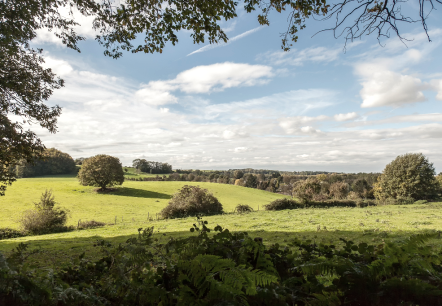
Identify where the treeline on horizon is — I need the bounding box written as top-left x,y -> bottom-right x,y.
14,148 -> 380,197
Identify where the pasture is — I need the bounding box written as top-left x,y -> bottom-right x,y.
1,175 -> 442,268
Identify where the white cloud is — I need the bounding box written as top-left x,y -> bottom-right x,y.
334,112 -> 359,121
359,70 -> 426,108
33,7 -> 97,46
187,27 -> 262,56
41,57 -> 73,76
134,62 -> 273,105
279,115 -> 328,134
430,79 -> 442,100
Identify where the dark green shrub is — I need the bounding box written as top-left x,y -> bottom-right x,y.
19,190 -> 71,235
234,204 -> 253,213
161,185 -> 223,218
414,199 -> 429,204
3,220 -> 442,306
264,198 -> 300,210
78,220 -> 106,229
0,228 -> 25,240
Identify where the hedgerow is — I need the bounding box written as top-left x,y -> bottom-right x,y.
2,219 -> 442,306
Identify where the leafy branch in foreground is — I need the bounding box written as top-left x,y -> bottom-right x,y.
1,218 -> 442,305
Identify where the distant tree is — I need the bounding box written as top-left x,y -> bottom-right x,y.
352,179 -> 370,197
374,153 -> 439,201
243,174 -> 258,188
15,148 -> 76,178
78,155 -> 124,191
437,173 -> 442,194
329,182 -> 350,199
292,178 -> 321,203
233,170 -> 244,180
74,157 -> 86,165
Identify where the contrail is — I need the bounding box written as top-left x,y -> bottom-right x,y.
187,26 -> 263,56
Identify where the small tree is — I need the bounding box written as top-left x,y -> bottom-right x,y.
292,178 -> 321,203
78,155 -> 124,191
374,153 -> 439,201
329,182 -> 349,199
20,190 -> 70,234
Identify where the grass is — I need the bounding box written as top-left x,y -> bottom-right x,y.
123,167 -> 170,178
1,175 -> 442,269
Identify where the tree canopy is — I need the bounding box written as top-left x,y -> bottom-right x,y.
77,154 -> 124,190
1,0 -> 440,194
374,153 -> 439,201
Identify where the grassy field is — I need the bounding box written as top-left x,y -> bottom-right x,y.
1,175 -> 442,268
123,167 -> 170,179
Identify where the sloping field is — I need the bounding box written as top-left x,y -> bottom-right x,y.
1,175 -> 442,268
0,175 -> 287,228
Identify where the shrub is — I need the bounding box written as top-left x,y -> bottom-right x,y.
0,228 -> 25,240
374,153 -> 439,200
347,191 -> 361,200
414,200 -> 428,204
19,190 -> 71,235
234,204 -> 253,214
264,198 -> 300,210
329,181 -> 349,199
161,185 -> 223,218
78,220 -> 106,229
78,154 -> 124,191
4,221 -> 442,306
292,178 -> 321,203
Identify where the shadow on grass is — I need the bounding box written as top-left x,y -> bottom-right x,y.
112,187 -> 171,199
1,226 -> 440,270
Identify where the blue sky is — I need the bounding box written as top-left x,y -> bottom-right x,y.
31,4 -> 442,172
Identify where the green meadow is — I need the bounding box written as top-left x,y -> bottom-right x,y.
1,174 -> 442,268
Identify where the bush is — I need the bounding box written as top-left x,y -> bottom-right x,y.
78,154 -> 124,191
234,204 -> 253,213
292,178 -> 321,203
19,190 -> 71,235
414,199 -> 428,204
0,228 -> 25,240
374,153 -> 439,200
329,181 -> 349,199
264,198 -> 300,210
161,185 -> 223,218
3,221 -> 442,306
78,220 -> 106,229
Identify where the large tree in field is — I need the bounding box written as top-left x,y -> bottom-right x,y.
1,0 -> 441,195
374,153 -> 439,201
78,155 -> 124,191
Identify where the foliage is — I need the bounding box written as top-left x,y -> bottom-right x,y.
15,148 -> 76,178
234,170 -> 245,179
292,178 -> 321,203
374,153 -> 439,201
0,228 -> 25,240
234,204 -> 254,214
161,185 -> 223,218
77,220 -> 106,229
329,181 -> 350,199
19,190 -> 71,235
264,198 -> 300,210
2,220 -> 442,306
243,173 -> 259,188
132,158 -> 172,174
78,154 -> 124,190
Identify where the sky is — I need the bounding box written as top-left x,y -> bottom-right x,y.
30,3 -> 442,173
